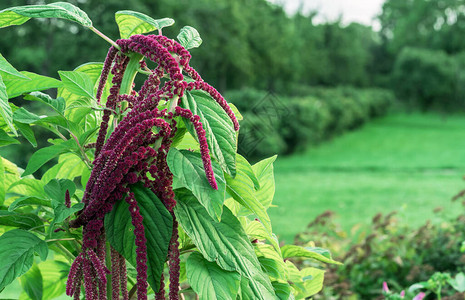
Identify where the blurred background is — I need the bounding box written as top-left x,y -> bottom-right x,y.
3,0 -> 465,298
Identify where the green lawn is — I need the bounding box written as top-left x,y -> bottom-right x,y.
268,113 -> 465,243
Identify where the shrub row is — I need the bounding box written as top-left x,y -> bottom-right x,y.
225,86 -> 395,158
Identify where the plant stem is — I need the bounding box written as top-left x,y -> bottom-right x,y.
128,283 -> 137,299
45,238 -> 76,242
89,26 -> 121,50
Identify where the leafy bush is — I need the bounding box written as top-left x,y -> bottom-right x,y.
226,87 -> 395,158
392,47 -> 457,111
294,202 -> 465,299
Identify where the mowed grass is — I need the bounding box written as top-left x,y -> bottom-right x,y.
268,113 -> 465,243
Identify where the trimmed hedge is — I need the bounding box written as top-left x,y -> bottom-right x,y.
225,86 -> 395,158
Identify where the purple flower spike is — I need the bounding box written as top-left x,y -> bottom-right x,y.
168,217 -> 180,300
174,107 -> 217,189
65,190 -> 71,208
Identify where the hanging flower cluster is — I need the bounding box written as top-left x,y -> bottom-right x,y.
66,34 -> 239,299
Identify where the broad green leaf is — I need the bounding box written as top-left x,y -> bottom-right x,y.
238,154 -> 259,189
41,153 -> 87,183
0,155 -> 4,204
45,179 -> 81,224
2,156 -> 20,175
449,272 -> 465,293
115,10 -> 174,38
285,263 -> 325,299
13,107 -> 40,124
0,53 -> 29,79
0,229 -> 48,290
281,245 -> 341,265
44,179 -> 76,203
8,196 -> 51,212
0,211 -> 44,232
177,26 -> 202,49
245,219 -> 279,251
174,188 -> 275,300
14,122 -> 37,147
167,148 -> 226,222
229,103 -> 243,121
58,71 -> 94,99
24,92 -> 66,115
272,281 -> 294,300
252,155 -> 277,208
175,131 -> 200,151
0,128 -> 19,147
0,2 -> 92,28
105,183 -> 173,291
186,252 -> 240,300
225,155 -> 272,236
8,178 -> 47,198
0,75 -> 16,134
22,139 -> 75,177
38,260 -> 68,300
19,263 -> 43,300
3,71 -> 62,99
182,90 -> 237,176
0,10 -> 29,28
254,243 -> 286,281
237,277 -> 255,300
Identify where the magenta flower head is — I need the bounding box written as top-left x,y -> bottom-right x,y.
400,290 -> 405,298
382,281 -> 390,293
413,292 -> 425,300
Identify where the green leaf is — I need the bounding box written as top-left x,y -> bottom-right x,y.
0,2 -> 92,28
45,179 -> 81,224
8,178 -> 47,198
449,273 -> 465,293
41,153 -> 87,183
272,281 -> 293,300
254,243 -> 286,281
186,252 -> 241,300
24,92 -> 66,115
177,26 -> 202,49
300,267 -> 325,298
14,122 -> 37,147
3,71 -> 62,99
19,263 -> 43,300
281,245 -> 341,265
0,53 -> 29,79
0,229 -> 48,290
115,10 -> 174,38
13,107 -> 40,124
0,75 -> 16,134
8,196 -> 51,211
167,148 -> 226,222
0,128 -> 19,147
0,155 -> 4,204
0,211 -> 44,232
105,183 -> 173,292
38,260 -> 68,300
182,90 -> 237,176
174,188 -> 275,300
252,155 -> 277,208
245,219 -> 279,251
22,139 -> 75,177
225,155 -> 272,237
58,71 -> 94,99
0,10 -> 29,28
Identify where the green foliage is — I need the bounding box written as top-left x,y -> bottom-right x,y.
392,47 -> 457,110
105,183 -> 173,291
294,202 -> 465,299
226,87 -> 395,158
